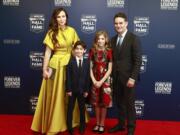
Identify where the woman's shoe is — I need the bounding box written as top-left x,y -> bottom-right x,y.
98,126 -> 105,134
92,125 -> 99,132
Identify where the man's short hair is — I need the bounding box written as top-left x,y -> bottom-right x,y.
114,12 -> 128,22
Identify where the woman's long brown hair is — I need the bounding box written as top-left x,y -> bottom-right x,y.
48,8 -> 68,46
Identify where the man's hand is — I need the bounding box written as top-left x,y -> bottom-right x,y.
126,78 -> 135,88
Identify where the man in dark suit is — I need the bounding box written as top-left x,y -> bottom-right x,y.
108,12 -> 142,135
66,41 -> 90,135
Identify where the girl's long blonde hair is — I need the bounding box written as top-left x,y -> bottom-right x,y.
92,30 -> 110,50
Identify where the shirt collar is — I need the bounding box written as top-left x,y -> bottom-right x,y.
76,56 -> 83,61
119,30 -> 127,39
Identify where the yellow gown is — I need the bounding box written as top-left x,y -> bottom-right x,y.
31,26 -> 89,135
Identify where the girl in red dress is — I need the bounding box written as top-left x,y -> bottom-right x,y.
89,30 -> 113,133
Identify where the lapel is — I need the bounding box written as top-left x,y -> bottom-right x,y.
112,35 -> 118,50
122,31 -> 129,44
72,57 -> 79,72
81,58 -> 85,72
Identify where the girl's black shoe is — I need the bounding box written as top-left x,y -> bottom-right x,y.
92,125 -> 99,132
98,126 -> 105,134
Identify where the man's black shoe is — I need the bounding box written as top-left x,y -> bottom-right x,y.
127,128 -> 135,135
108,124 -> 125,133
127,133 -> 134,135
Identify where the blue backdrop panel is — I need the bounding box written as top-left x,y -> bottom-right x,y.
128,0 -> 180,120
0,0 -> 180,121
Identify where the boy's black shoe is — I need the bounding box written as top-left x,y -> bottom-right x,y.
68,129 -> 74,135
108,124 -> 125,133
79,125 -> 85,135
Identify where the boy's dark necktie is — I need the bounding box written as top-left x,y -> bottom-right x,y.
79,59 -> 82,73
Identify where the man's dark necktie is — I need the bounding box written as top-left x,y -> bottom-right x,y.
116,36 -> 122,51
118,36 -> 123,46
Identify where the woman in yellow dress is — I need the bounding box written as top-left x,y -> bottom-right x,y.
31,8 -> 88,135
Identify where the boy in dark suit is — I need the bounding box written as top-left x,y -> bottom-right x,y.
66,41 -> 90,135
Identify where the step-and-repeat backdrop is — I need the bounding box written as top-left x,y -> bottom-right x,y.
0,0 -> 180,121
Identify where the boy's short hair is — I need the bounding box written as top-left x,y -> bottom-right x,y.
73,41 -> 86,49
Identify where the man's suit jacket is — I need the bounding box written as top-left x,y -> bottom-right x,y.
111,31 -> 142,84
66,56 -> 90,93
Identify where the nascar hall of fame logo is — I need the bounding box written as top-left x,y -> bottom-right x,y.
134,17 -> 150,36
29,51 -> 44,69
140,55 -> 147,73
81,15 -> 97,34
4,76 -> 21,88
161,0 -> 178,10
135,100 -> 145,117
54,0 -> 71,6
107,0 -> 125,8
3,0 -> 20,6
29,14 -> 45,33
29,96 -> 38,112
155,82 -> 172,94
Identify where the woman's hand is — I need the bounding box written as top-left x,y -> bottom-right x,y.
43,67 -> 53,79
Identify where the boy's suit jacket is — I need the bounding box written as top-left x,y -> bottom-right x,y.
66,56 -> 90,93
